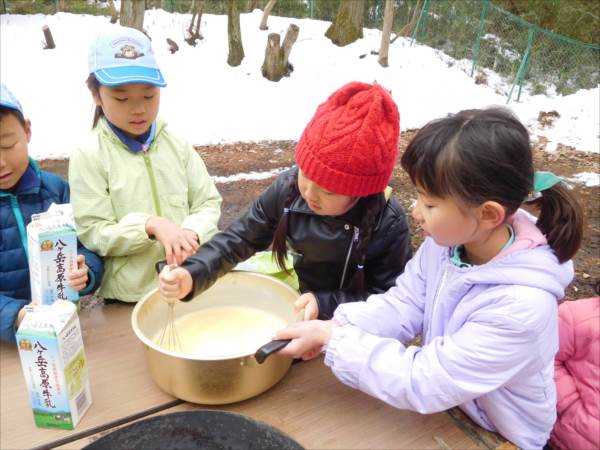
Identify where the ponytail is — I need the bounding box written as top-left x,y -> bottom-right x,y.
348,194 -> 383,294
85,74 -> 104,129
271,177 -> 299,272
528,182 -> 583,263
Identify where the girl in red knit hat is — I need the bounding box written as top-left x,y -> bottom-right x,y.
159,81 -> 411,323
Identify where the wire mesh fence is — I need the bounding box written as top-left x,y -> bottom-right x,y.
2,0 -> 597,101
410,0 -> 599,100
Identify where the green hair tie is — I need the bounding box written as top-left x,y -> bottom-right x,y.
533,171 -> 562,192
526,171 -> 562,202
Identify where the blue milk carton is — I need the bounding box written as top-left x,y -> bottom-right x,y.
16,300 -> 92,429
27,204 -> 79,306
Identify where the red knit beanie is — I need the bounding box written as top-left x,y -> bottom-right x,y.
295,81 -> 400,197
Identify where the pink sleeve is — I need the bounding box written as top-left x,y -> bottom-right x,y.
554,303 -> 579,415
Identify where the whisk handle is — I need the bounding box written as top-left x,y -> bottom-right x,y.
156,260 -> 167,274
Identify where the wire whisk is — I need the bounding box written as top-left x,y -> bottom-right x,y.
156,264 -> 182,352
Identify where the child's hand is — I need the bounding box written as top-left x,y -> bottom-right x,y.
16,307 -> 27,328
146,217 -> 200,265
182,228 -> 200,248
273,320 -> 339,360
68,255 -> 89,292
295,293 -> 319,321
159,265 -> 193,303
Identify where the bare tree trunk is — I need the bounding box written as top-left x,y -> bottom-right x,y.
261,23 -> 299,81
42,25 -> 55,49
325,0 -> 365,47
186,0 -> 205,45
227,0 -> 245,67
260,0 -> 277,30
166,38 -> 179,53
396,0 -> 422,39
108,0 -> 118,23
378,0 -> 394,67
120,0 -> 145,31
247,0 -> 259,12
188,0 -> 196,14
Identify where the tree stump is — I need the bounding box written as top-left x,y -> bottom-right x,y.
167,38 -> 179,54
42,25 -> 55,49
261,24 -> 299,82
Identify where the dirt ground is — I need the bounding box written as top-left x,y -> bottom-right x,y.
39,131 -> 599,299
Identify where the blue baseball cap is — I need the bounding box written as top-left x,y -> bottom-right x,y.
0,83 -> 24,115
88,26 -> 166,87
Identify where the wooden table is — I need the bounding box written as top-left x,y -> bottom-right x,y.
1,302 -> 482,450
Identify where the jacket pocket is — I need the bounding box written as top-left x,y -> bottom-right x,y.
167,194 -> 189,222
168,195 -> 187,208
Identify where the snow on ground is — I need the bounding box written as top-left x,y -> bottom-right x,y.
0,8 -> 598,163
567,172 -> 600,187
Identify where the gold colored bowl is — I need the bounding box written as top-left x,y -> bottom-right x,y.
131,271 -> 299,404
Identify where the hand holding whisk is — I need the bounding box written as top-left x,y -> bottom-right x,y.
156,263 -> 182,352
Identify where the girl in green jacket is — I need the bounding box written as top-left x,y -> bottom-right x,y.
69,26 -> 222,303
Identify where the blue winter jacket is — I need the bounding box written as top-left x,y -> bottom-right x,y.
0,159 -> 104,342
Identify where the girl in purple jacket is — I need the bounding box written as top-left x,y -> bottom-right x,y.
275,107 -> 584,449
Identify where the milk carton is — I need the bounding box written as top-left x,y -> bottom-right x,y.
16,301 -> 92,430
27,203 -> 79,306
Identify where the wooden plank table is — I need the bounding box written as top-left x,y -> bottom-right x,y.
58,357 -> 479,450
2,302 -> 483,450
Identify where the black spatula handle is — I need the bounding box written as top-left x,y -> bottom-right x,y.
255,339 -> 291,364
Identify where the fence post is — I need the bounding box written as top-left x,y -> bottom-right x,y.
411,0 -> 429,46
507,27 -> 535,103
471,0 -> 489,77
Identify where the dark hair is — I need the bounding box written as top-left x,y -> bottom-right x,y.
86,74 -> 104,128
347,193 -> 383,294
271,177 -> 300,272
271,175 -> 383,294
400,107 -> 583,263
0,105 -> 27,128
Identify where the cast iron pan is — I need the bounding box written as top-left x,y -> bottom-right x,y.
82,410 -> 304,450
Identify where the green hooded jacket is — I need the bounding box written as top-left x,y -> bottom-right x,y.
69,118 -> 221,302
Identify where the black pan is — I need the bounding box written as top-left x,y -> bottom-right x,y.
82,410 -> 303,450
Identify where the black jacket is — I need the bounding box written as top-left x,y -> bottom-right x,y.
180,167 -> 412,319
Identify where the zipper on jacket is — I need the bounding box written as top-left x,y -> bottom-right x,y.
142,153 -> 162,216
339,226 -> 360,289
426,266 -> 449,343
10,195 -> 29,259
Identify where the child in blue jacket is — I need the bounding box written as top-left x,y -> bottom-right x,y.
0,83 -> 104,342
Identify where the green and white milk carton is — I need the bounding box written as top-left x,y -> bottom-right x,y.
27,203 -> 79,306
16,300 -> 92,429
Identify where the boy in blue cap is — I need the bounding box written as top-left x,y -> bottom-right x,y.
0,83 -> 104,341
